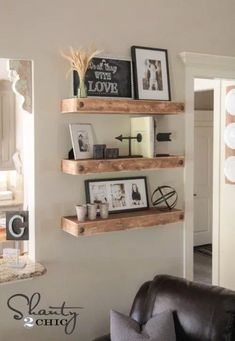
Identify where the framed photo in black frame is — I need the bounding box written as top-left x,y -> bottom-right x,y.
85,176 -> 149,214
131,46 -> 171,101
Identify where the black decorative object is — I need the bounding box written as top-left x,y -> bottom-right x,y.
73,57 -> 132,98
68,148 -> 74,160
105,148 -> 119,159
93,144 -> 106,159
151,186 -> 177,210
115,133 -> 142,157
156,153 -> 170,157
157,133 -> 172,142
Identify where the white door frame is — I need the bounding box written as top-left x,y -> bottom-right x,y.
180,52 -> 235,285
194,111 -> 213,247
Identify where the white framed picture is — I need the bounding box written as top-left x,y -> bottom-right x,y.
69,124 -> 94,159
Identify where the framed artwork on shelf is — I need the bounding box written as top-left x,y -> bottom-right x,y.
85,176 -> 149,214
73,56 -> 133,98
130,116 -> 155,157
69,123 -> 94,160
131,46 -> 171,101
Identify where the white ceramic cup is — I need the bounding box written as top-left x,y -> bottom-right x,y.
87,203 -> 97,220
75,205 -> 87,222
99,203 -> 109,219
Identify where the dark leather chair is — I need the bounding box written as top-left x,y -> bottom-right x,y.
93,274 -> 235,341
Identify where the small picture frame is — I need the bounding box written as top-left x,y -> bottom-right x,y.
69,124 -> 94,159
93,144 -> 106,159
85,176 -> 149,214
131,46 -> 171,101
105,148 -> 119,159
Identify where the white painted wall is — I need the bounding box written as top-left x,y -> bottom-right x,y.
0,1 -> 235,340
0,59 -> 9,80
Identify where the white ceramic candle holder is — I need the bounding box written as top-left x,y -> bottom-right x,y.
75,205 -> 87,222
99,203 -> 109,219
87,203 -> 97,220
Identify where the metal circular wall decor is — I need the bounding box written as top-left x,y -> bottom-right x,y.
225,89 -> 235,116
224,156 -> 235,182
151,186 -> 178,211
224,123 -> 235,149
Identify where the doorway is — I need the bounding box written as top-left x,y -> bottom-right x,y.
0,58 -> 34,259
193,78 -> 214,284
181,51 -> 235,287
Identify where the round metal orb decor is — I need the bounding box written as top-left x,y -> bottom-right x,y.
151,186 -> 178,211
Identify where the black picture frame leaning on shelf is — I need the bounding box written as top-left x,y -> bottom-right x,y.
131,46 -> 171,101
85,176 -> 149,214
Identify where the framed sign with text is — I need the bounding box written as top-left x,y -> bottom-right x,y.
73,57 -> 133,98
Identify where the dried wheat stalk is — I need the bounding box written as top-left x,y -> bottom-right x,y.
61,45 -> 102,80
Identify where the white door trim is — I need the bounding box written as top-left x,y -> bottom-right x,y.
180,52 -> 235,285
194,115 -> 213,246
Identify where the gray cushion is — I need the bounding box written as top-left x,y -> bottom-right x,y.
110,310 -> 176,341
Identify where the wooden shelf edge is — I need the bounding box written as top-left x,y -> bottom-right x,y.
61,208 -> 184,237
0,228 -> 6,242
61,156 -> 185,175
61,98 -> 184,115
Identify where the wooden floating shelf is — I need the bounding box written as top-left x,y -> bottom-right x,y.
61,98 -> 184,115
61,156 -> 184,175
61,208 -> 184,237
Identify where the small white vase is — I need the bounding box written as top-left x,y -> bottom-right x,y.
87,203 -> 97,220
99,203 -> 109,219
76,205 -> 87,222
